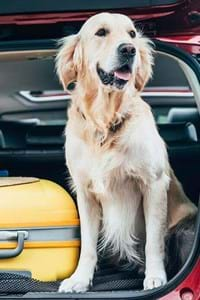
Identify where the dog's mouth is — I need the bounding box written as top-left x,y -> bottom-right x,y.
114,64 -> 132,81
97,64 -> 132,89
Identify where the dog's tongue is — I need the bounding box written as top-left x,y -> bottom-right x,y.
114,70 -> 131,81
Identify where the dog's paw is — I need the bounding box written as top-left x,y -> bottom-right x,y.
144,272 -> 167,290
59,275 -> 92,293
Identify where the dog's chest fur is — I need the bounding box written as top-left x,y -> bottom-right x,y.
66,113 -> 165,261
90,141 -> 150,258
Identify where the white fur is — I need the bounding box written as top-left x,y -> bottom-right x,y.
59,110 -> 169,292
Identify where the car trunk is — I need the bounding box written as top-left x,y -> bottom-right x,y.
0,37 -> 199,299
0,1 -> 200,298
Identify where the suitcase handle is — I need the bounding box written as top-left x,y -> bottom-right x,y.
0,231 -> 28,258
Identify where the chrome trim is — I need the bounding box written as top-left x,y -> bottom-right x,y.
19,90 -> 194,103
142,91 -> 194,97
19,91 -> 71,102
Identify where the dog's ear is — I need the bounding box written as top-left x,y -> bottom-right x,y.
135,38 -> 154,92
56,34 -> 82,91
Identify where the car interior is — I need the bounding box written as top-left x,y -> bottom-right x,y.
0,50 -> 199,205
0,39 -> 199,298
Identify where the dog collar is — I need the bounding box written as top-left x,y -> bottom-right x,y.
77,107 -> 130,146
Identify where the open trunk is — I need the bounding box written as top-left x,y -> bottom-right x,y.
0,36 -> 199,299
0,0 -> 200,297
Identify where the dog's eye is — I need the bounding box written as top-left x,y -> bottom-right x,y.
95,28 -> 109,37
129,30 -> 136,38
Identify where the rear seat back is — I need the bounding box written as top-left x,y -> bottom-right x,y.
159,122 -> 198,144
0,121 -> 197,149
168,108 -> 200,139
0,121 -> 199,205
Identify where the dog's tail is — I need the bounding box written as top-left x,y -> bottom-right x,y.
165,213 -> 197,279
98,213 -> 197,280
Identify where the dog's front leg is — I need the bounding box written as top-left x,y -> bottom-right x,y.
143,174 -> 169,290
59,188 -> 100,293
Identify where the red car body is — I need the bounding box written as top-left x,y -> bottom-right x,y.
161,259 -> 200,300
0,1 -> 199,299
0,0 -> 199,55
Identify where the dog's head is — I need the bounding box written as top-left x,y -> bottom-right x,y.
56,13 -> 154,93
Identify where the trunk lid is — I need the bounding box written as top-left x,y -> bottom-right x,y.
0,0 -> 199,54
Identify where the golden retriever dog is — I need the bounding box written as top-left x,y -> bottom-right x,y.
56,12 -> 197,292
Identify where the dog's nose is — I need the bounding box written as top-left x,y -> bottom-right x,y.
118,43 -> 136,57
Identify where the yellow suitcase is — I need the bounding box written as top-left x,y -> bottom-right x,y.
0,177 -> 80,281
